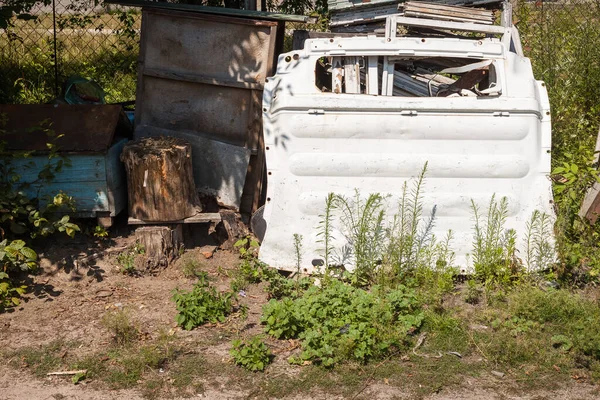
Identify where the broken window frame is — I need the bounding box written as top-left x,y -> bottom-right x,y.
316,55 -> 504,98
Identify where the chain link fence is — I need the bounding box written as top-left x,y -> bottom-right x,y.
0,0 -> 140,104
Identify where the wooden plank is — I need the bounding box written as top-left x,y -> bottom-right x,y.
10,154 -> 106,184
344,57 -> 360,94
501,0 -> 512,27
292,30 -> 311,50
330,4 -> 401,27
143,68 -> 264,90
580,126 -> 600,223
381,16 -> 397,96
367,56 -> 379,95
240,89 -> 266,215
403,8 -> 491,19
403,11 -> 493,25
128,213 -> 222,225
20,181 -> 111,214
394,16 -> 506,34
404,2 -> 494,17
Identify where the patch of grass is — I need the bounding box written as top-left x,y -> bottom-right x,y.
101,309 -> 139,346
170,353 -> 206,395
103,344 -> 169,389
7,340 -> 70,377
421,310 -> 469,354
69,354 -> 108,381
181,257 -> 207,279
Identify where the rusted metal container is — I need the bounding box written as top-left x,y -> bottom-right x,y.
134,7 -> 284,214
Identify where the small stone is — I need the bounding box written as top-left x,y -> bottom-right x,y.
491,370 -> 505,378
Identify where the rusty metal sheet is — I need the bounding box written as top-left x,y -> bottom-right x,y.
137,77 -> 257,148
142,10 -> 277,86
134,8 -> 280,212
0,104 -> 129,153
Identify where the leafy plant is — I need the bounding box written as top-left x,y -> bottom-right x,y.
94,225 -> 109,238
230,336 -> 272,372
0,270 -> 27,310
0,116 -> 80,310
470,195 -> 522,286
262,280 -> 423,367
524,210 -> 555,271
172,276 -> 233,330
116,243 -> 144,275
334,191 -> 386,287
0,239 -> 36,308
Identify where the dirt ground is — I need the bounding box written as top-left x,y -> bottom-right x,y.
1,222 -> 600,400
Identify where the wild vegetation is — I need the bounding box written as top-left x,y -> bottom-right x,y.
3,0 -> 600,398
0,117 -> 79,310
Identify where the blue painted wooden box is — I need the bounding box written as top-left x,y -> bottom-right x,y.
1,104 -> 131,226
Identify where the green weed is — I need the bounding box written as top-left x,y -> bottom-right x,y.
172,276 -> 233,330
262,280 -> 423,367
181,258 -> 207,280
335,191 -> 386,286
101,309 -> 139,346
230,336 -> 272,372
116,242 -> 145,275
470,195 -> 522,286
7,340 -> 68,377
524,210 -> 555,271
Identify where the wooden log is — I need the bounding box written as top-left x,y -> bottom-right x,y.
121,137 -> 201,221
135,225 -> 183,269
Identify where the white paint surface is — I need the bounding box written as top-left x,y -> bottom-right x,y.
259,33 -> 554,273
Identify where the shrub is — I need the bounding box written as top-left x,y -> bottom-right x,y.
262,279 -> 423,367
230,336 -> 272,372
172,277 -> 233,330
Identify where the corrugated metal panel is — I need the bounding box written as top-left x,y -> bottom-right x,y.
134,8 -> 279,212
259,36 -> 554,273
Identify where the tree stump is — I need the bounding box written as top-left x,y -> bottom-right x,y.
121,137 -> 201,221
135,225 -> 183,270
